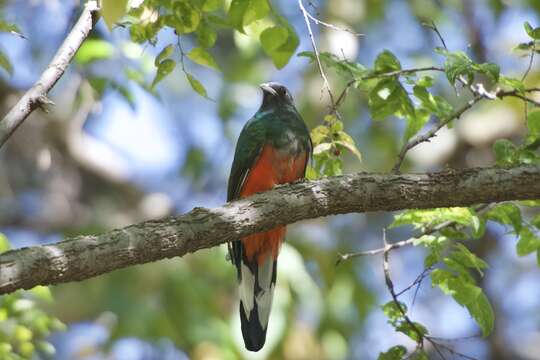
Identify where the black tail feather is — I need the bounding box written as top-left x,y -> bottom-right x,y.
240,301 -> 267,351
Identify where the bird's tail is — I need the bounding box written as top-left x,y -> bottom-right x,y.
230,228 -> 283,352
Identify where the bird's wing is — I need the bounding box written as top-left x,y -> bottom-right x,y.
227,117 -> 267,268
227,117 -> 266,202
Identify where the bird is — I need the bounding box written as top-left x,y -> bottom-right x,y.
227,82 -> 312,352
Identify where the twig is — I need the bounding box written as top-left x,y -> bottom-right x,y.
0,1 -> 99,148
392,95 -> 483,173
382,229 -> 447,359
395,267 -> 432,297
362,66 -> 444,80
298,0 -> 339,113
337,204 -> 491,264
521,44 -> 536,82
301,6 -> 362,36
424,21 -> 448,50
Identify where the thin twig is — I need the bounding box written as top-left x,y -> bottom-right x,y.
0,1 -> 99,148
392,94 -> 483,173
424,21 -> 448,50
362,66 -> 444,80
521,44 -> 536,82
382,229 -> 447,360
395,267 -> 432,297
302,6 -> 362,36
337,204 -> 491,264
298,0 -> 339,113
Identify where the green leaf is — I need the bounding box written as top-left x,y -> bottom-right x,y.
410,350 -> 429,360
443,51 -> 474,85
75,39 -> 115,65
244,0 -> 270,26
391,208 -> 476,230
525,110 -> 540,148
378,345 -> 407,360
432,269 -> 481,305
474,63 -> 500,82
396,321 -> 428,342
196,21 -> 217,48
305,166 -> 318,180
172,2 -> 200,34
186,73 -> 208,98
374,50 -> 401,72
101,0 -> 128,30
524,21 -> 540,40
151,59 -> 176,88
203,0 -> 222,12
260,26 -> 288,52
449,243 -> 489,276
260,22 -> 299,69
0,233 -> 10,253
313,142 -> 332,155
413,85 -> 453,119
228,0 -> 249,32
368,79 -> 413,120
298,51 -> 367,79
155,44 -> 175,67
0,50 -> 12,75
516,227 -> 540,256
466,292 -> 494,337
486,203 -> 522,234
493,139 -> 518,165
0,20 -> 22,36
382,301 -> 407,324
499,76 -> 525,93
335,131 -> 362,161
187,47 -> 219,70
403,110 -> 430,141
310,125 -> 330,145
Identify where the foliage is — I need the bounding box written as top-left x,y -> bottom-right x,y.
0,235 -> 65,360
96,0 -> 299,96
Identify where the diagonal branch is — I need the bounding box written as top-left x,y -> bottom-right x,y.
0,1 -> 99,149
0,166 -> 539,294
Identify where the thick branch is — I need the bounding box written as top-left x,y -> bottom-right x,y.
1,165 -> 540,294
0,1 -> 98,148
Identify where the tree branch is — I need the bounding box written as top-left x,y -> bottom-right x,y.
0,1 -> 99,149
1,165 -> 539,294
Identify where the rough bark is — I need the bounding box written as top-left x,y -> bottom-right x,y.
0,1 -> 98,148
1,165 -> 539,294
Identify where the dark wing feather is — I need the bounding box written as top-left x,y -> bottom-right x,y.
227,117 -> 267,269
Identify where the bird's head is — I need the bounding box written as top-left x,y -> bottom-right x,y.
259,82 -> 294,109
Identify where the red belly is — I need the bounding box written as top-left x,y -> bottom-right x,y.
240,144 -> 307,264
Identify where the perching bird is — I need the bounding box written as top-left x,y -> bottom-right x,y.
227,82 -> 312,352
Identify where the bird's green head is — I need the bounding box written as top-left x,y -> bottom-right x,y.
259,82 -> 295,110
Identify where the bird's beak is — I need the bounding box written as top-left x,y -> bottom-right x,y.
259,83 -> 278,96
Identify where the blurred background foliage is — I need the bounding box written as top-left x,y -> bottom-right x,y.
0,0 -> 539,359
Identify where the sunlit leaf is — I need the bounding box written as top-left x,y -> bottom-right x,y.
378,345 -> 407,360
155,44 -> 175,67
172,2 -> 200,34
196,21 -> 217,48
151,59 -> 176,88
76,39 -> 115,65
516,227 -> 540,256
524,21 -> 540,40
187,47 -> 219,70
101,0 -> 128,30
0,50 -> 13,75
486,203 -> 522,234
186,73 -> 208,98
374,50 -> 401,72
